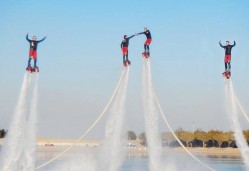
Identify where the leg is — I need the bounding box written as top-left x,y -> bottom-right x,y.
126,54 -> 131,65
144,44 -> 146,52
126,50 -> 129,61
123,54 -> 128,66
28,57 -> 32,67
225,62 -> 227,71
224,55 -> 231,72
122,47 -> 128,64
144,39 -> 152,53
228,61 -> 231,71
34,59 -> 37,68
33,51 -> 37,67
144,44 -> 149,52
146,45 -> 150,52
126,53 -> 129,61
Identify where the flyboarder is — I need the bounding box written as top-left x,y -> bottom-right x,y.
219,40 -> 236,79
136,27 -> 152,58
26,33 -> 46,72
121,34 -> 135,67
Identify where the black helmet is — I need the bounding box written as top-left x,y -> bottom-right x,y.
124,35 -> 127,39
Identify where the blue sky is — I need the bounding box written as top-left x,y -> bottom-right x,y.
0,0 -> 249,138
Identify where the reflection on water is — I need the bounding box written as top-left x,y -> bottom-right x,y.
35,147 -> 246,171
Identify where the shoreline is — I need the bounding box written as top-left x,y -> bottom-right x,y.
0,138 -> 242,158
36,138 -> 241,158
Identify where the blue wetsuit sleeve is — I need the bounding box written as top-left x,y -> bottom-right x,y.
137,32 -> 145,35
232,41 -> 236,47
26,34 -> 31,42
219,42 -> 225,48
37,36 -> 46,43
128,35 -> 135,39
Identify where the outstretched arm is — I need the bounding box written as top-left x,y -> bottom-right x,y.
38,36 -> 47,43
128,35 -> 135,39
26,33 -> 31,42
136,32 -> 144,36
219,41 -> 225,48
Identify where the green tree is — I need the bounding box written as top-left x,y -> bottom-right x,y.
127,131 -> 137,140
178,132 -> 195,147
0,129 -> 7,138
175,128 -> 195,147
175,128 -> 185,139
161,132 -> 175,146
138,132 -> 147,146
223,131 -> 234,147
243,130 -> 249,143
194,129 -> 210,148
207,130 -> 217,147
208,130 -> 224,148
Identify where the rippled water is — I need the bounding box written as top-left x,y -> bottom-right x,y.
36,148 -> 246,171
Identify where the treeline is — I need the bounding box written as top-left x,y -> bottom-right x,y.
0,129 -> 7,138
127,128 -> 249,148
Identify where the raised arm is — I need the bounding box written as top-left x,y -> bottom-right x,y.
231,41 -> 236,47
37,36 -> 47,43
26,33 -> 31,42
219,41 -> 225,48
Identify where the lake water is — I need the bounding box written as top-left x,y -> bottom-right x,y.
122,156 -> 245,171
36,149 -> 246,171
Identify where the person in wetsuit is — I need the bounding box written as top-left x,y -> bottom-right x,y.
26,33 -> 46,68
136,27 -> 152,54
121,34 -> 135,66
219,40 -> 236,72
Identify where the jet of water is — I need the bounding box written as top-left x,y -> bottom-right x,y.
142,59 -> 162,171
97,68 -> 130,171
23,74 -> 39,171
225,80 -> 249,170
0,73 -> 31,171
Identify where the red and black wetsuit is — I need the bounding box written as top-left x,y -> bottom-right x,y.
26,34 -> 46,67
219,41 -> 236,71
219,41 -> 236,56
26,34 -> 46,53
138,30 -> 152,52
120,35 -> 135,63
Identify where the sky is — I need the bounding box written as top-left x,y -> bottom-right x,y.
0,0 -> 249,139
